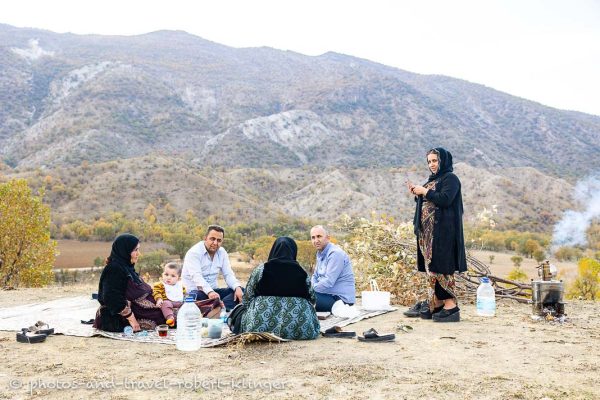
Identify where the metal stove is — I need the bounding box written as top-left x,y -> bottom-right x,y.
531,260 -> 566,317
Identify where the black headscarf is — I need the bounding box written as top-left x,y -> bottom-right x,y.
414,147 -> 455,235
427,147 -> 454,183
256,237 -> 311,300
107,233 -> 142,284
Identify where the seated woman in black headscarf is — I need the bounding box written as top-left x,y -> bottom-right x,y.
93,233 -> 221,332
240,237 -> 320,340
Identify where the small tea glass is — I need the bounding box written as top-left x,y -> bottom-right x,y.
156,324 -> 169,338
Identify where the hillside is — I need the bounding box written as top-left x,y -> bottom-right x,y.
1,156 -> 572,231
1,24 -> 599,176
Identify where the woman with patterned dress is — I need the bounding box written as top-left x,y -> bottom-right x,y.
240,237 -> 320,340
407,147 -> 467,322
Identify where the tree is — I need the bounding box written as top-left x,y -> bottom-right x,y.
510,255 -> 523,268
0,179 -> 56,287
523,239 -> 540,258
296,240 -> 316,273
165,232 -> 196,259
533,249 -> 546,263
567,258 -> 600,300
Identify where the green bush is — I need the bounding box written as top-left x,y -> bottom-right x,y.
136,249 -> 171,278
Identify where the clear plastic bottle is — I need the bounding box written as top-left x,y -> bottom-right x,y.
476,277 -> 496,317
175,296 -> 201,351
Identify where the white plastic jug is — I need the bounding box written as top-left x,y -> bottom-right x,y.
175,296 -> 201,351
476,277 -> 496,317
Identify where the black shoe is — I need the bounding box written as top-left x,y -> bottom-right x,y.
403,300 -> 428,318
433,307 -> 460,322
420,305 -> 444,320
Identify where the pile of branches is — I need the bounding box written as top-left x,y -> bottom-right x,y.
337,215 -> 532,306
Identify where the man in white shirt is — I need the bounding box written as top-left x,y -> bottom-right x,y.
182,225 -> 244,311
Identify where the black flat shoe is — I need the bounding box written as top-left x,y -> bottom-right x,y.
420,305 -> 443,320
322,326 -> 356,338
403,300 -> 428,318
16,331 -> 47,344
357,328 -> 395,342
433,307 -> 460,322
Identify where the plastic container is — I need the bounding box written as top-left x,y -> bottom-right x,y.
476,277 -> 496,317
175,296 -> 202,351
361,290 -> 391,310
207,319 -> 223,339
123,326 -> 134,336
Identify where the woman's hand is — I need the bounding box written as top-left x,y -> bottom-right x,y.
406,180 -> 415,195
156,298 -> 163,307
127,314 -> 141,332
411,185 -> 428,196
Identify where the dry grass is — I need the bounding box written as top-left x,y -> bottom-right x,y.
54,240 -> 169,269
470,249 -> 578,284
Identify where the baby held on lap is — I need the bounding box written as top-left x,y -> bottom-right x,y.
152,262 -> 187,327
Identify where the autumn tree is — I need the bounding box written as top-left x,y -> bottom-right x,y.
165,231 -> 196,259
0,179 -> 56,287
296,240 -> 316,273
144,203 -> 158,224
510,255 -> 523,268
533,249 -> 546,263
567,258 -> 600,300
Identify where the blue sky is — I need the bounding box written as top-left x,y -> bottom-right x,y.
3,0 -> 599,116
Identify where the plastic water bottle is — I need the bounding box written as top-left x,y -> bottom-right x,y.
476,277 -> 496,317
220,309 -> 227,323
176,296 -> 201,351
123,325 -> 133,336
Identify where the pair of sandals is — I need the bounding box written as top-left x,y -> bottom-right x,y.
322,326 -> 395,342
16,321 -> 54,344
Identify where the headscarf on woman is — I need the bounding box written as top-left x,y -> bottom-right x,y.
427,147 -> 454,183
106,233 -> 142,284
256,237 -> 311,300
415,147 -> 456,235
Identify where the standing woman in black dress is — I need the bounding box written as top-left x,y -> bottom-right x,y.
407,147 -> 467,322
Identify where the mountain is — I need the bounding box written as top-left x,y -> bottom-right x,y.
1,24 -> 599,177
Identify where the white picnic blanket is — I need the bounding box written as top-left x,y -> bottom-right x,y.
0,295 -> 288,346
0,295 -> 97,337
318,306 -> 397,333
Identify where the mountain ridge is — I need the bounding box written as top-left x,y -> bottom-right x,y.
1,24 -> 598,176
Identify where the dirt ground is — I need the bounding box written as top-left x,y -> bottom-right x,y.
0,284 -> 598,400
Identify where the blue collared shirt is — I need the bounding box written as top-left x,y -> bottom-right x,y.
311,243 -> 356,303
181,241 -> 240,293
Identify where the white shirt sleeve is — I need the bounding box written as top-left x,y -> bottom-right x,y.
220,249 -> 241,289
182,245 -> 213,293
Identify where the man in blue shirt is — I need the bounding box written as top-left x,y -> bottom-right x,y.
182,225 -> 243,311
310,225 -> 356,312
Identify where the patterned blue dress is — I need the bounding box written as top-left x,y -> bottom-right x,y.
240,264 -> 320,340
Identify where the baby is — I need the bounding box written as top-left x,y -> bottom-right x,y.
153,262 -> 187,327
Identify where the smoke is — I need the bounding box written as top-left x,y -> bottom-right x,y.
551,175 -> 600,249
